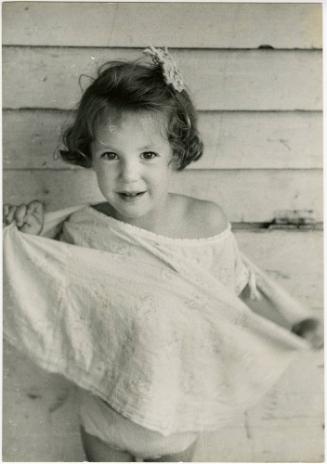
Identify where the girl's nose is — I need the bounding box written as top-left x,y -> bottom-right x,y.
119,160 -> 140,182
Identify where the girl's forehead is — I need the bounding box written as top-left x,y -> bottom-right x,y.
96,111 -> 168,142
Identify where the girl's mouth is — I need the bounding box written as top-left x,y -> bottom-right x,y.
117,191 -> 146,201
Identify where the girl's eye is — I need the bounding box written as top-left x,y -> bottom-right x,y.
101,152 -> 118,160
140,152 -> 158,160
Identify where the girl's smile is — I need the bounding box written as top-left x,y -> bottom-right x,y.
91,111 -> 173,226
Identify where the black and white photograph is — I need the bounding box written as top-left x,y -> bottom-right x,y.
2,2 -> 324,462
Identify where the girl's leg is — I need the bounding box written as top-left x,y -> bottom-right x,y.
144,438 -> 198,462
80,426 -> 134,462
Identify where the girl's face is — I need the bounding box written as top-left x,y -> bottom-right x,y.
91,111 -> 174,224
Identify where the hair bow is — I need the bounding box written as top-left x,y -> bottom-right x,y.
143,46 -> 185,93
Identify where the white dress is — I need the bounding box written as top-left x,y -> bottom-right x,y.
4,206 -> 311,443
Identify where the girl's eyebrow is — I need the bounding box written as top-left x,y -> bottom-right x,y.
95,140 -> 118,149
138,144 -> 157,150
95,142 -> 159,151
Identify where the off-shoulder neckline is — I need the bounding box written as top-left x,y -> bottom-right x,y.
84,206 -> 232,245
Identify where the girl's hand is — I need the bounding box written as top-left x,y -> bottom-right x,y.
291,318 -> 324,350
3,201 -> 44,235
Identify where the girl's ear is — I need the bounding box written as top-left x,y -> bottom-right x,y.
74,147 -> 93,168
168,153 -> 181,170
87,146 -> 95,169
83,154 -> 93,169
89,155 -> 95,170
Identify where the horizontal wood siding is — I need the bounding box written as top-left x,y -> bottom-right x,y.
3,4 -> 322,224
3,3 -> 322,49
3,110 -> 322,170
3,48 -> 322,111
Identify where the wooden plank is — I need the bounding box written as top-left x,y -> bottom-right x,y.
195,421 -> 323,462
170,170 -> 322,222
198,418 -> 323,462
3,110 -> 322,170
247,352 -> 324,424
3,111 -> 71,170
3,343 -> 84,462
235,231 -> 323,311
3,48 -> 322,111
247,422 -> 323,463
2,3 -> 322,49
3,170 -> 322,223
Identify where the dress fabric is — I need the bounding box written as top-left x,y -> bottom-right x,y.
4,205 -> 311,436
78,388 -> 199,458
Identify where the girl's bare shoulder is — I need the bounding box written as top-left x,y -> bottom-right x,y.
170,194 -> 229,237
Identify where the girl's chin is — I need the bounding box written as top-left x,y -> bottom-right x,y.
111,202 -> 152,221
103,192 -> 168,222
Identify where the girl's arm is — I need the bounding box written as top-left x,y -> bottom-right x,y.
3,201 -> 44,235
239,276 -> 323,350
291,318 -> 323,350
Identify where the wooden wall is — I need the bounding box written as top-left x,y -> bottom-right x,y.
3,3 -> 323,462
3,2 -> 323,223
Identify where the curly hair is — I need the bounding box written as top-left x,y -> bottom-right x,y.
60,58 -> 203,170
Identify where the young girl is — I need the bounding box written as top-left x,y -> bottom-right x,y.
4,47 -> 323,462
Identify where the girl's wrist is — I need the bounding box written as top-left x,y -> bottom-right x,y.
291,318 -> 323,350
291,318 -> 319,337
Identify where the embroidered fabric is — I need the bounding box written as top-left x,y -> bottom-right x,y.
78,388 -> 198,458
4,205 -> 311,436
61,207 -> 250,297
